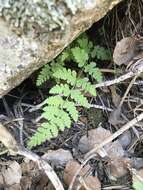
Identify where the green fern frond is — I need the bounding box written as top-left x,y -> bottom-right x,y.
63,101 -> 78,122
28,97 -> 77,147
43,98 -> 78,122
71,47 -> 89,67
53,68 -> 77,85
28,123 -> 57,148
44,96 -> 64,106
92,67 -> 103,82
42,106 -> 60,121
36,64 -> 51,86
84,62 -> 102,82
51,117 -> 65,131
43,107 -> 71,128
51,62 -> 65,73
29,33 -> 111,148
60,51 -> 70,62
58,110 -> 72,128
70,89 -> 90,108
77,35 -> 93,54
49,84 -> 71,96
133,179 -> 143,190
77,37 -> 88,49
76,78 -> 96,96
91,45 -> 111,60
84,62 -> 96,73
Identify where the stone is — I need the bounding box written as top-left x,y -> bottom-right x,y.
78,127 -> 112,153
42,148 -> 73,167
2,161 -> 22,186
0,0 -> 123,97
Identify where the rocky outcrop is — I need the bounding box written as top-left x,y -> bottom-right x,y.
0,0 -> 123,97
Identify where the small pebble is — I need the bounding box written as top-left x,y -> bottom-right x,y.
42,148 -> 73,168
118,131 -> 132,149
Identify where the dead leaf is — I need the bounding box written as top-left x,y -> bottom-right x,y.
113,37 -> 137,65
21,159 -> 37,174
5,184 -> 21,190
21,159 -> 52,190
79,116 -> 87,125
130,157 -> 143,170
46,182 -> 55,190
106,140 -> 128,178
42,148 -> 73,168
34,173 -> 49,190
20,176 -> 32,190
109,157 -> 130,179
64,160 -> 101,190
0,124 -> 19,155
2,161 -> 22,186
0,174 -> 4,189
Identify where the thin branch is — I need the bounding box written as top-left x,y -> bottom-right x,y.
89,104 -> 113,111
94,71 -> 134,88
119,74 -> 139,108
95,58 -> 143,89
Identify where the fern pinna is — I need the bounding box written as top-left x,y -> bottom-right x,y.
28,34 -> 111,148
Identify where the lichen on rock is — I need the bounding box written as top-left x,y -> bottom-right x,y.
0,0 -> 85,37
0,0 -> 123,97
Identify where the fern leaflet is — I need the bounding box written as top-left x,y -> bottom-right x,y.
71,47 -> 89,67
28,123 -> 58,148
84,62 -> 102,82
53,68 -> 77,85
76,78 -> 96,96
70,89 -> 90,108
36,64 -> 51,86
91,45 -> 111,60
49,84 -> 71,96
63,101 -> 78,122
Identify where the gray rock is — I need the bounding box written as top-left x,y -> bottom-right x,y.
0,0 -> 123,97
118,131 -> 132,149
78,127 -> 112,153
42,149 -> 73,168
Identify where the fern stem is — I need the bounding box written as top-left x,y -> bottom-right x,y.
89,104 -> 112,111
29,101 -> 45,112
100,69 -> 119,74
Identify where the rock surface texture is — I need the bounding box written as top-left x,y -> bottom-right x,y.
0,0 -> 123,97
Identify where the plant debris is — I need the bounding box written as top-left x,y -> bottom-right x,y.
64,160 -> 101,190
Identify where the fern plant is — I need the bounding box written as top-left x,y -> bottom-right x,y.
28,34 -> 111,148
